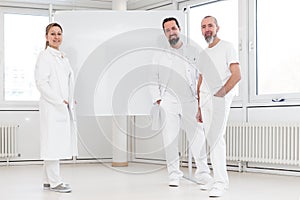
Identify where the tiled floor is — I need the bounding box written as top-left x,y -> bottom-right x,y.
0,162 -> 299,200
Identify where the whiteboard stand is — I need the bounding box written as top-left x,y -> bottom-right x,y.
182,143 -> 197,183
182,4 -> 197,184
112,116 -> 128,167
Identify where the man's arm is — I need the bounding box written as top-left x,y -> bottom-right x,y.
196,74 -> 203,123
214,63 -> 241,97
197,74 -> 203,107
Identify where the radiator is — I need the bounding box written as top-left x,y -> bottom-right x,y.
0,125 -> 19,158
226,122 -> 300,166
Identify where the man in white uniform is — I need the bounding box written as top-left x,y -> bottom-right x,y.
149,17 -> 212,187
198,16 -> 241,197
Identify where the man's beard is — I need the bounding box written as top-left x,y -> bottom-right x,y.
169,37 -> 180,46
205,35 -> 215,44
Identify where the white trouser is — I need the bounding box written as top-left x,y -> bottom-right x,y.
202,93 -> 234,186
43,160 -> 62,187
160,99 -> 210,179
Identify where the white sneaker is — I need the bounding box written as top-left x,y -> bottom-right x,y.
209,182 -> 227,198
209,187 -> 225,198
44,183 -> 69,190
50,183 -> 72,193
199,181 -> 214,190
43,183 -> 50,190
168,178 -> 179,187
194,173 -> 213,185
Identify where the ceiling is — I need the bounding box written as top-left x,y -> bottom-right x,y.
0,0 -> 175,10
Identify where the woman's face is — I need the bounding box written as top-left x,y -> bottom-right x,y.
46,26 -> 62,50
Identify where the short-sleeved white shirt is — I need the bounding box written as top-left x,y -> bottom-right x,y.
204,40 -> 239,94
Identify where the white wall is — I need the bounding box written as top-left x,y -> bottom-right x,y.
0,112 -> 113,162
76,116 -> 113,160
133,115 -> 165,161
0,111 -> 40,161
248,106 -> 300,122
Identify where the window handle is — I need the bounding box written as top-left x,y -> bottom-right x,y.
272,98 -> 285,102
249,41 -> 254,52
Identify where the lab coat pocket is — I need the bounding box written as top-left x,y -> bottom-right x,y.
150,104 -> 162,131
54,104 -> 69,122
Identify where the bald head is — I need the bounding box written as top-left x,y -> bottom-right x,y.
202,16 -> 218,27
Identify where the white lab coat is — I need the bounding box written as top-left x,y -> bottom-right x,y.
149,43 -> 210,179
149,44 -> 199,105
35,47 -> 78,160
149,44 -> 200,130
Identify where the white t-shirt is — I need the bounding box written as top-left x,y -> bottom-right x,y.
204,40 -> 239,95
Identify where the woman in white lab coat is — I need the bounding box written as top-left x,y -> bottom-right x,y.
35,23 -> 78,193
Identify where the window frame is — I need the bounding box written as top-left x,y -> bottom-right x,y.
248,0 -> 300,106
179,0 -> 244,107
0,7 -> 48,110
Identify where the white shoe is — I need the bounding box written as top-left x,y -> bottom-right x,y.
208,182 -> 227,198
194,173 -> 213,185
43,183 -> 50,190
50,183 -> 72,193
199,181 -> 214,190
43,183 -> 69,190
168,178 -> 179,187
209,187 -> 225,198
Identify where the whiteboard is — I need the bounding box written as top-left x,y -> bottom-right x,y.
54,11 -> 185,116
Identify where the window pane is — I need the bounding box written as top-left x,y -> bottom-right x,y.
189,0 -> 238,52
257,0 -> 300,95
189,0 -> 239,95
4,13 -> 48,101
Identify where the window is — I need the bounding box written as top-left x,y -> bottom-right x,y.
256,0 -> 300,96
4,13 -> 48,101
189,0 -> 238,52
187,0 -> 240,99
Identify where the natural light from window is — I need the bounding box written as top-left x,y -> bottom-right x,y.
189,0 -> 238,52
257,0 -> 300,95
4,13 -> 48,101
189,0 -> 239,96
